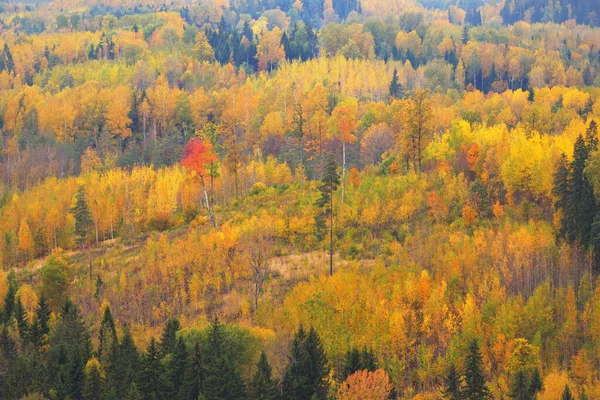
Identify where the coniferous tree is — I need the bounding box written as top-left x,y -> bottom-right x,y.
83,360 -> 104,400
3,43 -> 14,73
282,325 -> 310,400
202,319 -> 246,400
463,339 -> 490,400
72,186 -> 93,246
138,338 -> 166,400
553,153 -> 571,237
165,336 -> 187,398
47,298 -> 92,400
98,306 -> 117,362
282,326 -> 329,400
159,318 -> 181,357
14,296 -> 29,344
508,369 -> 529,400
107,326 -> 139,398
340,346 -> 377,381
129,91 -> 141,136
528,368 -> 543,398
0,325 -> 17,396
126,382 -> 143,400
591,214 -> 600,267
292,101 -> 305,166
315,157 -> 340,276
71,185 -> 94,278
30,294 -> 50,350
443,362 -> 463,400
361,347 -> 377,371
389,68 -> 403,99
1,274 -> 17,324
462,26 -> 469,44
579,97 -> 594,120
306,326 -> 329,398
249,351 -> 279,400
570,131 -> 597,244
561,384 -> 574,400
554,122 -> 600,266
183,342 -> 205,400
341,347 -> 362,381
581,388 -> 589,400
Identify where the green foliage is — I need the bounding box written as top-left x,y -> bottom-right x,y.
164,337 -> 188,398
561,384 -> 574,400
202,319 -> 247,400
14,296 -> 29,344
282,326 -> 329,400
98,306 -> 117,362
340,346 -> 377,381
553,121 -> 599,266
389,68 -> 403,99
47,298 -> 92,400
1,272 -> 17,324
249,351 -> 279,400
159,318 -> 181,357
182,342 -> 205,400
464,339 -> 490,400
30,294 -> 51,350
82,361 -> 104,400
315,157 -> 340,275
443,363 -> 463,400
40,254 -> 69,311
106,326 -> 140,398
508,369 -> 529,400
71,186 -> 93,247
138,338 -> 167,399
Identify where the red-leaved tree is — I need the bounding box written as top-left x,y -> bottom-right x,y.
181,138 -> 218,228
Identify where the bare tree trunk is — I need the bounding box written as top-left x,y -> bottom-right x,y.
330,188 -> 334,276
201,176 -> 217,229
342,141 -> 346,203
88,236 -> 93,280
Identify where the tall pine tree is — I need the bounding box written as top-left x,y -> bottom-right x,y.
98,306 -> 117,363
463,339 -> 490,400
159,318 -> 181,357
202,319 -> 246,400
282,326 -> 329,400
182,341 -> 205,400
138,338 -> 167,400
389,68 -> 403,99
71,185 -> 94,278
443,362 -> 463,399
315,157 -> 340,276
249,351 -> 279,400
508,369 -> 529,400
561,384 -> 574,400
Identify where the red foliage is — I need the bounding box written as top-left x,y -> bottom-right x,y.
181,138 -> 217,178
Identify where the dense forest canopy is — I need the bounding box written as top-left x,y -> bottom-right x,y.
1,0 -> 600,399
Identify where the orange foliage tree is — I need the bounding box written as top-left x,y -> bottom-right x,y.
337,369 -> 393,400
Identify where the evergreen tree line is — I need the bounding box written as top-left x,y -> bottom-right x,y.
0,43 -> 15,74
2,280 -> 522,400
203,18 -> 320,71
443,340 -> 583,400
0,284 -> 383,400
500,0 -> 600,26
206,19 -> 259,71
553,121 -> 600,270
183,0 -> 359,22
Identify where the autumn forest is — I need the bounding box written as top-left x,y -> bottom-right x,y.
0,0 -> 600,398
